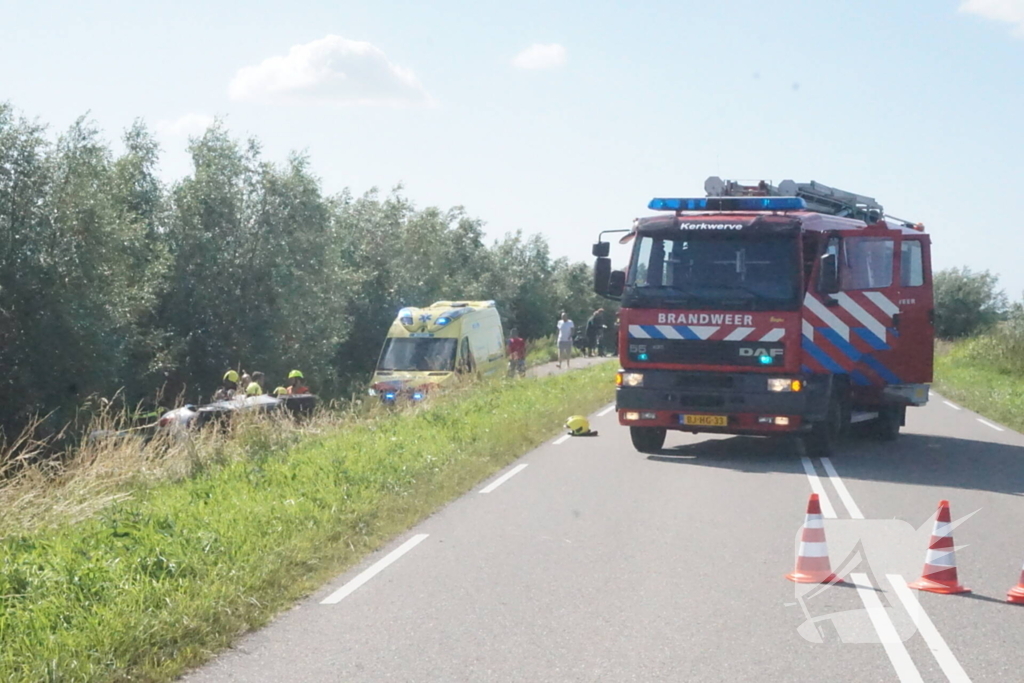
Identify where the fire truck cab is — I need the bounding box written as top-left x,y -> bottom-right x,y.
594,178 -> 933,455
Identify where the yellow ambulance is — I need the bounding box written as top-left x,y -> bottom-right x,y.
369,300 -> 506,403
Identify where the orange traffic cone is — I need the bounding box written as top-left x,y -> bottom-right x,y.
1007,559 -> 1024,604
909,500 -> 970,595
786,493 -> 842,584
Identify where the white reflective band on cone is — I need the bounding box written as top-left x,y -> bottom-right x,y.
925,549 -> 957,567
799,542 -> 830,558
804,515 -> 825,529
934,522 -> 953,537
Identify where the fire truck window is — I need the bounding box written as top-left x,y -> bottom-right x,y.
632,238 -> 655,286
901,241 -> 924,287
841,237 -> 893,290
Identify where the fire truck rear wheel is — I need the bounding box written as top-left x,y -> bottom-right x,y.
630,426 -> 666,454
875,406 -> 904,441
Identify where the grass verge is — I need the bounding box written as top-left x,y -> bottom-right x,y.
0,362 -> 615,682
934,337 -> 1024,432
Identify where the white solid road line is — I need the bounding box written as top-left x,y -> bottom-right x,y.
320,534 -> 429,605
888,575 -> 973,683
977,418 -> 1004,432
850,573 -> 925,683
479,463 -> 529,493
597,404 -> 616,417
820,457 -> 864,519
553,434 -> 571,445
800,457 -> 837,519
943,400 -> 961,411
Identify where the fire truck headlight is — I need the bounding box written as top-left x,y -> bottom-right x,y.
767,378 -> 802,393
621,372 -> 644,387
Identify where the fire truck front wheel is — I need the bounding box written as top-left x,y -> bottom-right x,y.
630,426 -> 666,454
804,393 -> 845,457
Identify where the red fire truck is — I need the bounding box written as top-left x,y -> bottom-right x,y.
593,178 -> 933,455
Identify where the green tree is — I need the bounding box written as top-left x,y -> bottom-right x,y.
933,267 -> 1007,339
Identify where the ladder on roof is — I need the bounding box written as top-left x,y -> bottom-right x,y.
704,176 -> 885,223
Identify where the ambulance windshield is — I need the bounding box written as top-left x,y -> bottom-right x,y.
625,234 -> 800,311
378,338 -> 458,372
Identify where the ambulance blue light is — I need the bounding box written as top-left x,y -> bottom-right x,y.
384,391 -> 396,401
412,392 -> 424,401
437,317 -> 451,326
648,197 -> 807,212
759,355 -> 773,365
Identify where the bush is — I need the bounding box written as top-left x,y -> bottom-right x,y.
933,267 -> 1007,339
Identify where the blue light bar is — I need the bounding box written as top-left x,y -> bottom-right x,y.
436,317 -> 450,326
648,197 -> 807,212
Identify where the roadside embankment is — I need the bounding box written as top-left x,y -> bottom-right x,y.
0,362 -> 615,682
934,333 -> 1024,432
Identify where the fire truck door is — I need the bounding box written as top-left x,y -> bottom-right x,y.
891,236 -> 934,383
832,235 -> 904,389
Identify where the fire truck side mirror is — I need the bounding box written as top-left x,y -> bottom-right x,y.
594,257 -> 612,295
592,241 -> 610,258
819,253 -> 840,294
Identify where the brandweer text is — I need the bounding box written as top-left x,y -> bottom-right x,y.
657,313 -> 754,325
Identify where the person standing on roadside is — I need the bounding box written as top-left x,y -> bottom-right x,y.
507,328 -> 526,377
556,311 -> 575,369
585,308 -> 604,357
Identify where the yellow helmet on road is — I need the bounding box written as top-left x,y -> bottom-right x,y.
565,415 -> 590,435
245,381 -> 262,396
223,370 -> 240,383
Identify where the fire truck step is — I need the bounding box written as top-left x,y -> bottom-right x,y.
850,411 -> 880,424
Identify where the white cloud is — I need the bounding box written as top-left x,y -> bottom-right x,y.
228,35 -> 431,106
155,113 -> 214,137
959,0 -> 1024,37
511,43 -> 568,70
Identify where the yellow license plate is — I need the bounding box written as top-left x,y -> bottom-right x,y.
681,414 -> 728,427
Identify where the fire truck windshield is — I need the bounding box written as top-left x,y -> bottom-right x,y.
624,234 -> 800,311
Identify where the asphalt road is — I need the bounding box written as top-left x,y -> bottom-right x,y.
182,388 -> 1024,682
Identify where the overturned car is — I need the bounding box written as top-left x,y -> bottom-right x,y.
156,393 -> 317,432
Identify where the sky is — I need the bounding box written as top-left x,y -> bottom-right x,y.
2,0 -> 1024,295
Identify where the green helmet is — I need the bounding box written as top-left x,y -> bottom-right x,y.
273,386 -> 288,396
246,382 -> 262,396
288,369 -> 304,379
223,370 -> 240,383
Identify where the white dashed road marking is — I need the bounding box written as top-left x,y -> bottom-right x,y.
321,534 -> 429,605
977,419 -> 1004,432
480,464 -> 529,493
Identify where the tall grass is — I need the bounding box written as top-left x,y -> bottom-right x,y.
934,323 -> 1024,431
0,363 -> 614,682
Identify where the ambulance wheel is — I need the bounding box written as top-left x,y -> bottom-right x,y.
875,406 -> 904,441
805,393 -> 843,457
630,426 -> 666,454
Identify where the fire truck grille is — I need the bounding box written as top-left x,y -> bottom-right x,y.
627,339 -> 786,367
